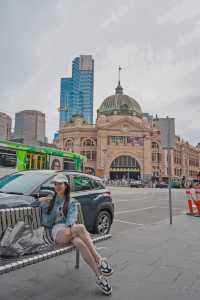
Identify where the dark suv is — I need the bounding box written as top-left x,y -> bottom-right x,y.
0,170 -> 114,235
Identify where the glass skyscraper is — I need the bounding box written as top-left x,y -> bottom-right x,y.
60,55 -> 94,127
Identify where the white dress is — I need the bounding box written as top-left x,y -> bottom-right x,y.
52,223 -> 66,242
51,197 -> 66,242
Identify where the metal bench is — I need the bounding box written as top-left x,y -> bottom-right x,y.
0,203 -> 112,275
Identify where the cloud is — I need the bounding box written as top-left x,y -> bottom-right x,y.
158,0 -> 200,24
177,21 -> 200,46
100,4 -> 129,29
0,0 -> 200,146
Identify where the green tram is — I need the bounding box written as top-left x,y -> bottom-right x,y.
0,139 -> 86,173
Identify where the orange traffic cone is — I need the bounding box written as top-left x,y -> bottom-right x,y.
194,187 -> 200,217
186,189 -> 196,216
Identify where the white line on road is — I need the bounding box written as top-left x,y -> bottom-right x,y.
115,206 -> 156,214
114,219 -> 144,226
157,206 -> 183,210
113,199 -> 131,202
115,206 -> 183,215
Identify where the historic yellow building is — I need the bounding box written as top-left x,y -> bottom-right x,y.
59,81 -> 200,183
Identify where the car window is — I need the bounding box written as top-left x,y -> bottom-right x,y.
0,173 -> 22,189
40,174 -> 70,191
0,172 -> 51,195
40,177 -> 55,191
92,179 -> 105,190
72,175 -> 93,192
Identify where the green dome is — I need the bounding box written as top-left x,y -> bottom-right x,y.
98,82 -> 143,118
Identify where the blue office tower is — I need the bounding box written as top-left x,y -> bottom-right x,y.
59,55 -> 94,127
60,78 -> 73,127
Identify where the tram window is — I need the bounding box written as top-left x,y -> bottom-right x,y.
38,156 -> 46,169
0,151 -> 16,168
26,154 -> 46,170
26,154 -> 35,169
30,156 -> 34,169
41,158 -> 45,169
63,159 -> 75,171
38,156 -> 41,169
32,155 -> 38,169
26,154 -> 31,169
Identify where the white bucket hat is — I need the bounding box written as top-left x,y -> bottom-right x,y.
52,174 -> 69,184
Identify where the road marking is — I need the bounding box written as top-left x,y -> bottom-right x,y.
115,206 -> 183,215
157,206 -> 182,210
114,199 -> 131,202
114,219 -> 144,226
115,206 -> 156,214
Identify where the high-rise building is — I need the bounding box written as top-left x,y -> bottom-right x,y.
14,110 -> 46,145
60,78 -> 73,125
0,112 -> 12,140
60,55 -> 94,127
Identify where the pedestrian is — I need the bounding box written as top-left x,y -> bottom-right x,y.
35,174 -> 113,295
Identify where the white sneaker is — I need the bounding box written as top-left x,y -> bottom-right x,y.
98,257 -> 113,277
96,275 -> 112,295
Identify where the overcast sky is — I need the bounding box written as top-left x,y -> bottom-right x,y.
0,0 -> 200,144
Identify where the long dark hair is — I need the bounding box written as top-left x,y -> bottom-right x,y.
47,183 -> 70,216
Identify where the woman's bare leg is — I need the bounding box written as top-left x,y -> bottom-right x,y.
55,228 -> 72,244
71,236 -> 101,277
71,224 -> 101,264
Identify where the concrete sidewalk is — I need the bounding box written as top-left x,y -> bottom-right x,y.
1,215 -> 200,300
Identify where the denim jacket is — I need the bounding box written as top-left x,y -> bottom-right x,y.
31,195 -> 78,229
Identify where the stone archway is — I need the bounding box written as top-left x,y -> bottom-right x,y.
109,155 -> 141,180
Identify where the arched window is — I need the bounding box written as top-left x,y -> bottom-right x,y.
152,142 -> 159,150
152,142 -> 161,163
81,138 -> 96,161
64,139 -> 74,151
111,155 -> 140,169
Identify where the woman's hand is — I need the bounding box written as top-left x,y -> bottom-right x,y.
39,194 -> 53,203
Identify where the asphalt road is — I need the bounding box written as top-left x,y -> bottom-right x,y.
109,186 -> 186,236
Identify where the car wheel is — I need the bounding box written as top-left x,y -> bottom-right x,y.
94,210 -> 111,235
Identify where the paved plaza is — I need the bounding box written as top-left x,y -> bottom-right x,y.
1,187 -> 200,300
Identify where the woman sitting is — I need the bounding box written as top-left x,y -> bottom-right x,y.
34,173 -> 113,295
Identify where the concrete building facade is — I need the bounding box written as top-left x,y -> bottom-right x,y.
0,112 -> 12,140
59,81 -> 200,183
15,110 -> 46,145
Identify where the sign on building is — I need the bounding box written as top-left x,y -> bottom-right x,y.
158,118 -> 175,149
